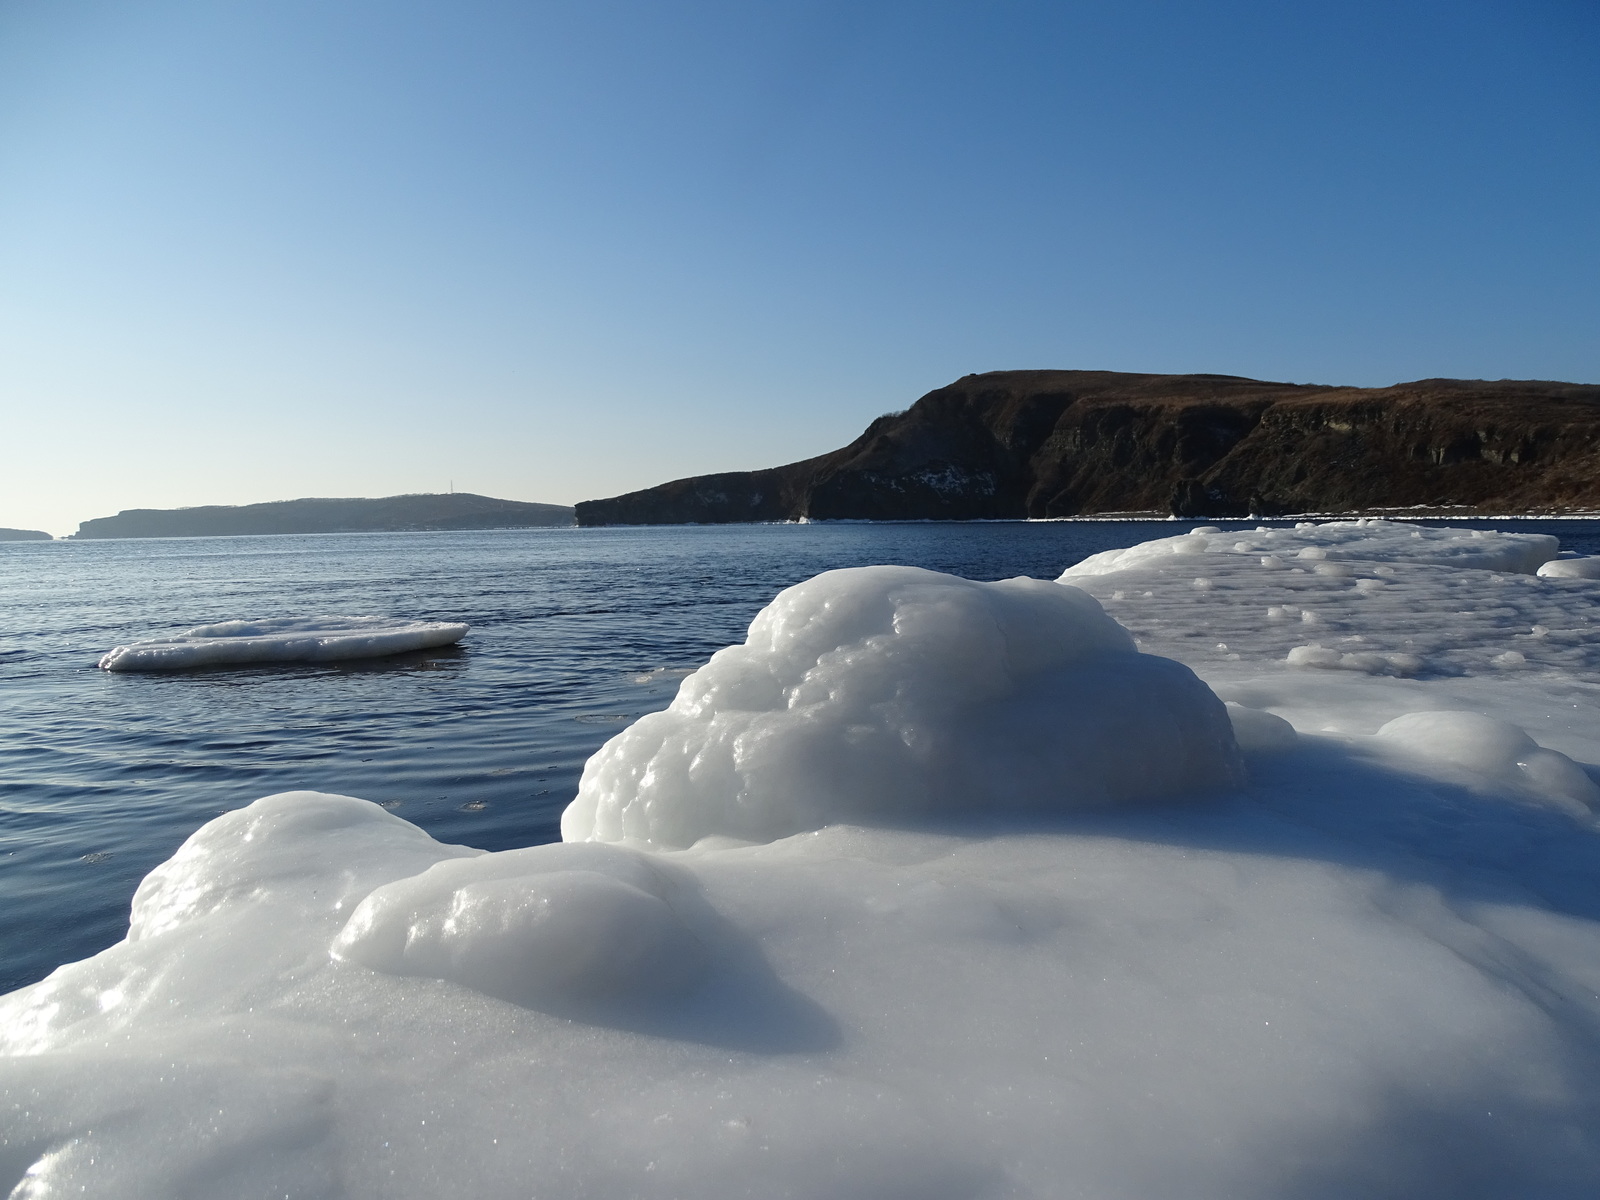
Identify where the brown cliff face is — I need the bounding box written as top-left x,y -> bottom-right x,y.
574,371 -> 1600,525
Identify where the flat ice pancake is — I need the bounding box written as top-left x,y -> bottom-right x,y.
97,616 -> 469,671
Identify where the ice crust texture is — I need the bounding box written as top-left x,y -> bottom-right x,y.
97,615 -> 468,670
7,521 -> 1600,1199
563,566 -> 1241,847
1062,518 -> 1561,578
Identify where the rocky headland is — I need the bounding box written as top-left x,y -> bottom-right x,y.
74,493 -> 574,539
0,528 -> 52,541
575,371 -> 1600,524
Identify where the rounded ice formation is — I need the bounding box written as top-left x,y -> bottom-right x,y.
332,842 -> 707,1008
1285,644 -> 1423,676
130,790 -> 470,942
1375,711 -> 1600,810
1537,555 -> 1600,579
98,615 -> 468,671
562,566 -> 1242,848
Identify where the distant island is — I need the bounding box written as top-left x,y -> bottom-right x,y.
0,528 -> 52,541
74,493 -> 575,539
575,370 -> 1600,524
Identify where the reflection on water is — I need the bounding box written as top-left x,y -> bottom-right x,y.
112,644 -> 472,687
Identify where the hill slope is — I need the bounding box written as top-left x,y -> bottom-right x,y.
575,371 -> 1600,524
75,493 -> 574,539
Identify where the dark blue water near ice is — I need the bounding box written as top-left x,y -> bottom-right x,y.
5,518 -> 1600,993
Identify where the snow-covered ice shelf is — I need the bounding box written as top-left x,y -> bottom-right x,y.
7,520 -> 1600,1198
97,615 -> 469,671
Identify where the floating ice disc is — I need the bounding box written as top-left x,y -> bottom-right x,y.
98,616 -> 468,671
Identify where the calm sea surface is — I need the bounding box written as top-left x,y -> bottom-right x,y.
5,518 -> 1600,992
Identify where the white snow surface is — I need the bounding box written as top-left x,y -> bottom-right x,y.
97,615 -> 468,671
7,521 -> 1600,1198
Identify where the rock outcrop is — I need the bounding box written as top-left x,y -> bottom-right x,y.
576,371 -> 1600,524
74,493 -> 574,539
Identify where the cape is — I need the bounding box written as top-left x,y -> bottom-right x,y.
575,371 -> 1600,523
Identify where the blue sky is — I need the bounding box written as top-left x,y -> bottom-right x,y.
2,0 -> 1596,534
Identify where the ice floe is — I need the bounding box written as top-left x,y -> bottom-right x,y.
97,615 -> 468,671
7,520 -> 1600,1198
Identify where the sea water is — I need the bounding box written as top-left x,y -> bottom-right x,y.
4,519 -> 1598,993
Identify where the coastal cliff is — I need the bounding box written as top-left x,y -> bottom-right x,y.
575,371 -> 1600,524
74,493 -> 574,538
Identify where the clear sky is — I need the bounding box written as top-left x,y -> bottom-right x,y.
2,0 -> 1596,535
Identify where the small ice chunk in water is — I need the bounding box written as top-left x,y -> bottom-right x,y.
98,616 -> 468,671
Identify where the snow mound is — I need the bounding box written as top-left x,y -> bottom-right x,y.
1286,643 -> 1424,676
1062,519 -> 1559,579
98,615 -> 468,671
332,842 -> 707,1010
128,790 -> 473,942
1375,711 -> 1600,811
563,566 -> 1242,848
1538,555 -> 1600,580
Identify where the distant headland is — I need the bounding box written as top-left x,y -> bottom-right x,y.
73,493 -> 575,539
575,370 -> 1600,524
0,528 -> 52,541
